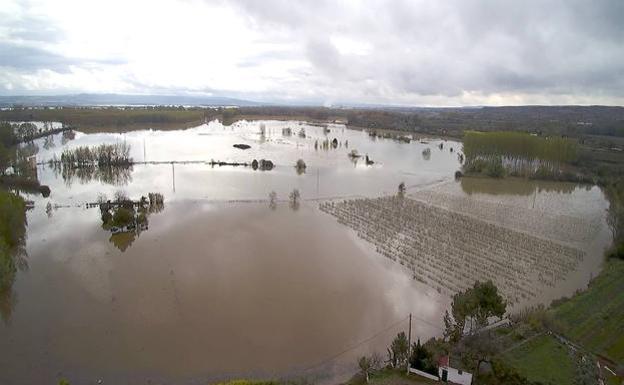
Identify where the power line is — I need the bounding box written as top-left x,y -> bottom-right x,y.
300,311 -> 446,373
302,315 -> 409,372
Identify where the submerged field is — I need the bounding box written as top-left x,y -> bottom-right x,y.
0,119 -> 613,384
320,196 -> 586,306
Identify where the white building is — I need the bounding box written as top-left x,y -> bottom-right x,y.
438,356 -> 472,385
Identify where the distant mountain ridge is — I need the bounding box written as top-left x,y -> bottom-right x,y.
0,93 -> 264,107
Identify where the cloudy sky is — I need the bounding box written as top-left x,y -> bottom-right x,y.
1,0 -> 623,106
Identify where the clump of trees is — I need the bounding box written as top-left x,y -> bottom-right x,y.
251,159 -> 274,171
99,191 -> 164,232
463,131 -> 578,178
443,280 -> 507,343
410,338 -> 438,375
388,331 -> 409,368
59,142 -> 132,167
0,107 -> 212,130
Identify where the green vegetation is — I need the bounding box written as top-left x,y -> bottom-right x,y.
552,259 -> 624,363
100,191 -> 164,229
213,380 -> 282,385
387,332 -> 409,368
346,367 -> 438,385
443,280 -> 507,342
0,190 -> 27,323
604,179 -> 624,257
410,339 -> 437,375
0,107 -> 213,131
502,334 -> 576,385
463,131 -> 578,178
0,122 -> 18,174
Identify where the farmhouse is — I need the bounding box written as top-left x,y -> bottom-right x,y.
438,356 -> 472,385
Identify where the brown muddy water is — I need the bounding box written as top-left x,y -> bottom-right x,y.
0,120 -> 613,384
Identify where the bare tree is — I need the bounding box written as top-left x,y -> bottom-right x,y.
289,189 -> 301,210
358,356 -> 373,383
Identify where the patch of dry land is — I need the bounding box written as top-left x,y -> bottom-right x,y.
320,194 -> 590,306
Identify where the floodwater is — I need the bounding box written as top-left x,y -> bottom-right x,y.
0,120 -> 613,384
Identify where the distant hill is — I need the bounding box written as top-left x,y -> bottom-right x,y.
0,93 -> 264,107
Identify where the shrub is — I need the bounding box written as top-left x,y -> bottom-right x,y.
607,243 -> 624,260
112,207 -> 134,227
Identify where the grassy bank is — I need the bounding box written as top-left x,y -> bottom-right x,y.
0,107 -> 215,132
552,259 -> 624,364
502,334 -> 576,384
345,368 -> 438,385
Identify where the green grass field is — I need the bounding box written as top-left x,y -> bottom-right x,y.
503,334 -> 576,385
553,259 -> 624,364
346,368 -> 438,385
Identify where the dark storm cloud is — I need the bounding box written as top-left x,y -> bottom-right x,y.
0,43 -> 77,72
222,0 -> 624,101
0,42 -> 126,73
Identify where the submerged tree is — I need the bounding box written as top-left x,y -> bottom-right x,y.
295,159 -> 306,175
268,191 -> 277,210
398,182 -> 406,198
289,189 -> 301,211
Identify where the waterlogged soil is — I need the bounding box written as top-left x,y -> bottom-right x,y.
0,120 -> 613,384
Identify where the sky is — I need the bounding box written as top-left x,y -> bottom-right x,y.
1,0 -> 623,106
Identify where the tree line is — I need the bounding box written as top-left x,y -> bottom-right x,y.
462,131 -> 578,178
58,142 -> 132,167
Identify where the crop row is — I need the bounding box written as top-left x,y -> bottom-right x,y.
320,197 -> 585,305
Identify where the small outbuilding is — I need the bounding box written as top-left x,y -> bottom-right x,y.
438,356 -> 472,385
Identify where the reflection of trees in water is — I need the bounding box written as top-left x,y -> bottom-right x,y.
43,135 -> 55,150
61,130 -> 75,145
109,232 -> 136,252
99,192 -> 165,252
460,177 -> 579,196
49,162 -> 133,186
422,148 -> 431,161
0,191 -> 28,324
289,189 -> 301,211
0,249 -> 28,324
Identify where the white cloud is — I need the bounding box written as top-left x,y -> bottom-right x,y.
0,0 -> 623,106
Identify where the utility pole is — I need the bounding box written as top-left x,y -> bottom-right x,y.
172,162 -> 176,193
407,313 -> 412,374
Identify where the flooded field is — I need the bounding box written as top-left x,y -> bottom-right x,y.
0,120 -> 613,384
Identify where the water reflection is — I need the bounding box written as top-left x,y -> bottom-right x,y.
48,162 -> 133,186
422,148 -> 431,161
0,249 -> 28,325
98,192 -> 165,252
460,176 -> 585,196
61,129 -> 76,145
1,203 -> 440,384
0,193 -> 28,324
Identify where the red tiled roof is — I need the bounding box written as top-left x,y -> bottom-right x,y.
438,355 -> 449,367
